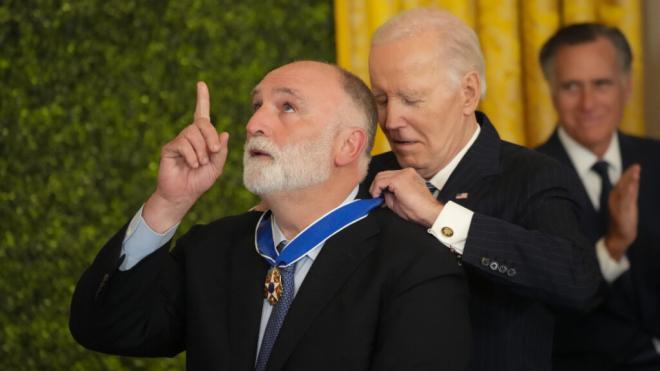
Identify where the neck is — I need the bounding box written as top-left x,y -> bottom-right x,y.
589,142 -> 610,159
263,178 -> 357,240
423,116 -> 479,179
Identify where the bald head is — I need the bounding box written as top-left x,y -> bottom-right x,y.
372,8 -> 486,97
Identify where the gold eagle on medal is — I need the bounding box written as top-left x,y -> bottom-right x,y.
264,267 -> 283,305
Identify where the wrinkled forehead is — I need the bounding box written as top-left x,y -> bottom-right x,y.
252,62 -> 346,105
552,38 -> 626,79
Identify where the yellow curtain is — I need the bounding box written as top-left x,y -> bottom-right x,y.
334,0 -> 645,152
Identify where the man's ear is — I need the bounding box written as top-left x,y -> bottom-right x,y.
335,127 -> 367,167
461,71 -> 481,115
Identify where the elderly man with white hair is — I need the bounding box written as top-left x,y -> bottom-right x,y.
361,8 -> 602,371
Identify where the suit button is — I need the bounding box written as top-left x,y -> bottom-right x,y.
489,261 -> 499,271
507,268 -> 517,277
498,264 -> 508,273
441,227 -> 454,237
481,257 -> 490,266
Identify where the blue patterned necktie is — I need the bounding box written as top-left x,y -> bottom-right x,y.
591,160 -> 612,235
255,241 -> 295,371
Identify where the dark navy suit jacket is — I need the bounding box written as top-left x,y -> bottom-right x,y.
70,208 -> 471,371
361,112 -> 602,371
537,130 -> 660,370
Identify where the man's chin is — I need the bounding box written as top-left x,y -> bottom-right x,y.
392,151 -> 417,168
244,172 -> 279,193
244,175 -> 330,197
245,157 -> 274,169
244,183 -> 281,196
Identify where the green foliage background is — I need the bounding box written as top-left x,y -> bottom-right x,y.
0,1 -> 335,369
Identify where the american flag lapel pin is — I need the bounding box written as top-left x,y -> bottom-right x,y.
455,192 -> 469,200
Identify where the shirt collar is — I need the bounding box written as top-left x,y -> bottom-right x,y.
557,127 -> 621,178
271,185 -> 359,262
428,125 -> 481,190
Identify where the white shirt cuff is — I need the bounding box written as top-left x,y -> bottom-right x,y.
654,338 -> 660,354
595,237 -> 630,283
119,205 -> 179,271
427,201 -> 473,255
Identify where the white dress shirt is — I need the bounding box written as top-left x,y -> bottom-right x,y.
557,128 -> 630,283
426,125 -> 480,256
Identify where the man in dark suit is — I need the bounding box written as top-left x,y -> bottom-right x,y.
362,8 -> 602,371
69,61 -> 471,370
535,23 -> 660,370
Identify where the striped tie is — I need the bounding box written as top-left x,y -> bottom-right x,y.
425,181 -> 438,195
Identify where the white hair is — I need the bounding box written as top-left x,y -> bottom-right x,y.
372,8 -> 487,97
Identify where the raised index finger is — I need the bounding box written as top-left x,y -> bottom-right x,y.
194,81 -> 211,121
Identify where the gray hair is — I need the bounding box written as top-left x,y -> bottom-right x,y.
321,63 -> 377,177
372,8 -> 487,97
539,22 -> 633,85
334,65 -> 377,158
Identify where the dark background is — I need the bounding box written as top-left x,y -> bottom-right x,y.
0,1 -> 334,369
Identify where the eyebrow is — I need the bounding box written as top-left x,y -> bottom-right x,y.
274,87 -> 303,100
398,88 -> 424,98
251,86 -> 304,101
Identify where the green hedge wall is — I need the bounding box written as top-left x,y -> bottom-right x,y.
0,1 -> 334,369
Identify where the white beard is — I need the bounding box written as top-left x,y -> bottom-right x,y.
243,130 -> 334,195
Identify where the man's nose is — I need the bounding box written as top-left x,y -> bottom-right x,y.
579,87 -> 595,111
246,107 -> 270,137
382,103 -> 405,130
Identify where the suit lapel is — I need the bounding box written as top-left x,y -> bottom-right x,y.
438,112 -> 501,206
265,214 -> 380,371
229,219 -> 270,370
363,113 -> 502,206
539,130 -> 602,241
617,131 -> 637,169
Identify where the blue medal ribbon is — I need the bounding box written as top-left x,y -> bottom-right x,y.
255,197 -> 383,267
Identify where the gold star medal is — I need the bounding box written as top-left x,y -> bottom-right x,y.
255,198 -> 384,306
264,267 -> 283,305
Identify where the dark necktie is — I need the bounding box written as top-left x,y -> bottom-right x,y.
255,241 -> 295,371
425,181 -> 438,195
426,180 -> 451,203
591,160 -> 612,235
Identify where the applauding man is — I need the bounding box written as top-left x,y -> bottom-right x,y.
537,23 -> 660,370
